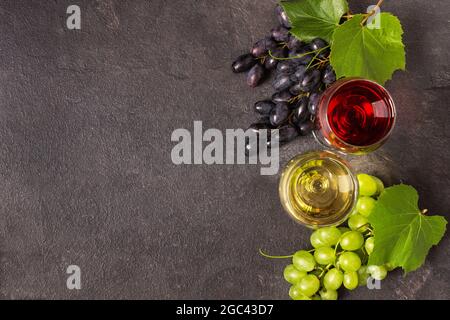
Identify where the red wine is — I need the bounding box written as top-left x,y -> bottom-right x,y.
327,80 -> 395,146
314,78 -> 396,154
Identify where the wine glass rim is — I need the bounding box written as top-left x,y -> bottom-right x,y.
321,77 -> 397,150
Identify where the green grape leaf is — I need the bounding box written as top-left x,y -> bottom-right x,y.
368,185 -> 447,274
330,13 -> 405,84
281,0 -> 349,42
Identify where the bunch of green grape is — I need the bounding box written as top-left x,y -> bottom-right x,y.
265,174 -> 392,300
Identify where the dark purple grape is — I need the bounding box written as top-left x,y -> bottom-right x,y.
254,100 -> 275,115
275,5 -> 291,28
322,64 -> 336,85
270,102 -> 290,126
248,122 -> 271,132
298,121 -> 314,136
317,48 -> 330,59
247,64 -> 265,88
251,37 -> 277,57
308,92 -> 321,115
272,90 -> 293,103
287,35 -> 302,51
231,53 -> 256,73
276,61 -> 297,74
279,125 -> 299,143
310,38 -> 330,59
272,73 -> 293,92
292,97 -> 310,123
289,83 -> 303,96
310,38 -> 328,51
258,114 -> 272,124
289,65 -> 307,82
271,26 -> 290,42
264,47 -> 286,70
300,69 -> 321,92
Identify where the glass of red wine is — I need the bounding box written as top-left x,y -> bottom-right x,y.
313,78 -> 396,154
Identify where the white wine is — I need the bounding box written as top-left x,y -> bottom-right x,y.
279,151 -> 358,228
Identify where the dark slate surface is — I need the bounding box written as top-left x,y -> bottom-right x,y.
0,0 -> 449,299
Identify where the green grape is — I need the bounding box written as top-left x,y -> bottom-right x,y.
356,196 -> 376,217
289,284 -> 311,300
373,176 -> 384,195
311,295 -> 322,300
385,262 -> 396,271
343,271 -> 359,290
368,265 -> 387,280
357,174 -> 378,196
293,250 -> 316,272
323,268 -> 343,291
338,252 -> 361,272
348,214 -> 369,232
349,206 -> 359,216
298,274 -> 320,297
357,266 -> 370,287
283,264 -> 307,284
340,231 -> 364,251
365,237 -> 375,255
317,227 -> 341,246
319,289 -> 338,300
313,247 -> 336,265
310,230 -> 326,248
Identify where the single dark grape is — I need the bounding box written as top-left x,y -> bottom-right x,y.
271,26 -> 290,42
289,65 -> 307,82
256,114 -> 271,123
279,125 -> 299,143
265,47 -> 286,70
287,35 -> 302,51
289,83 -> 303,96
272,90 -> 293,103
322,64 -> 336,85
270,102 -> 290,126
276,60 -> 297,75
247,64 -> 265,88
231,53 -> 257,73
248,122 -> 271,133
308,92 -> 321,115
254,100 -> 275,115
298,121 -> 314,136
292,96 -> 310,123
317,47 -> 330,60
275,5 -> 291,28
251,37 -> 277,57
300,69 -> 321,92
272,73 -> 293,92
310,38 -> 328,51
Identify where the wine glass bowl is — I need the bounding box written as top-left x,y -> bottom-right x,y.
279,150 -> 359,229
313,78 -> 396,155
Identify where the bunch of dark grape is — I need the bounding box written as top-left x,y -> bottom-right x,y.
231,5 -> 336,153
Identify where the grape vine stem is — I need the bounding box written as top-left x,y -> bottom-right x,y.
259,249 -> 293,259
360,0 -> 385,26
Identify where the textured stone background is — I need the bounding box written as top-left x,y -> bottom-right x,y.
0,0 -> 449,299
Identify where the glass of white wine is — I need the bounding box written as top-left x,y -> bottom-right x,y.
279,150 -> 359,228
